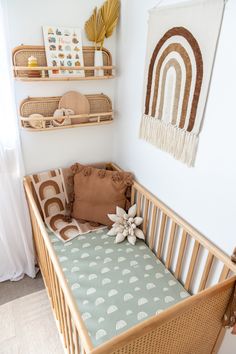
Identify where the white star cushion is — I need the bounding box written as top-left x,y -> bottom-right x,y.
107,204 -> 145,245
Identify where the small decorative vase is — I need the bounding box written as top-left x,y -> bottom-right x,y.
94,50 -> 104,77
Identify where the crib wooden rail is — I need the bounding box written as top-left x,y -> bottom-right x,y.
129,178 -> 236,293
23,164 -> 236,354
24,177 -> 93,354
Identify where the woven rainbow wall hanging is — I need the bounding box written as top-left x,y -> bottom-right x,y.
140,0 -> 225,166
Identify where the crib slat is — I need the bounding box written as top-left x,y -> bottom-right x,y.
55,275 -> 63,334
219,265 -> 230,282
53,273 -> 60,320
36,228 -> 44,270
37,224 -> 45,274
198,252 -> 214,292
47,258 -> 54,308
65,304 -> 72,353
33,223 -> 41,268
60,287 -> 70,351
39,226 -> 47,277
131,187 -> 135,205
42,240 -> 50,289
175,230 -> 188,280
185,240 -> 200,291
33,222 -> 43,266
73,322 -> 80,354
142,198 -> 149,235
59,287 -> 68,349
49,259 -> 57,312
136,192 -> 142,216
149,205 -> 157,250
67,305 -> 75,354
32,220 -> 40,260
45,249 -> 53,301
44,250 -> 51,296
53,270 -> 62,330
157,213 -> 167,259
166,221 -> 177,269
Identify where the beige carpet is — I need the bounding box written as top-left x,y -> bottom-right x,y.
0,290 -> 64,354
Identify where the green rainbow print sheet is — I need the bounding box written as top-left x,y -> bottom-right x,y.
49,228 -> 190,347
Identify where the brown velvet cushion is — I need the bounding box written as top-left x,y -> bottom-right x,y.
63,162 -> 111,224
70,163 -> 133,227
62,162 -> 108,203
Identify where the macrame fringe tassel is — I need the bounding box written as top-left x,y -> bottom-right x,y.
139,114 -> 199,167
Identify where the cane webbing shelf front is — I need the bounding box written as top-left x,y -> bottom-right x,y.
20,94 -> 113,131
13,45 -> 114,81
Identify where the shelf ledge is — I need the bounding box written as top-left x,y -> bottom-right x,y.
21,119 -> 113,132
15,75 -> 115,82
13,65 -> 115,71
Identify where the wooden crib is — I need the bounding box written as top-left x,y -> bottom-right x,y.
23,163 -> 236,354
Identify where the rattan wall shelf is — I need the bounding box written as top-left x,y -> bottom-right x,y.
20,94 -> 113,131
13,45 -> 115,81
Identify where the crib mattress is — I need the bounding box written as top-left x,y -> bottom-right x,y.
49,228 -> 190,347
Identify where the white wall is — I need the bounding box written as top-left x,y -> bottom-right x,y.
113,0 -> 236,352
6,0 -> 116,174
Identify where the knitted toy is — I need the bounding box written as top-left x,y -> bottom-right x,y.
107,204 -> 145,245
52,108 -> 74,126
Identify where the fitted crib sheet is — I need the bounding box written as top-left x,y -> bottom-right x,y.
49,228 -> 190,347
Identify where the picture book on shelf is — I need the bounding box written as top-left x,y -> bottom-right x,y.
42,26 -> 84,78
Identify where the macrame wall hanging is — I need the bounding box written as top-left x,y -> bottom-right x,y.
140,0 -> 225,166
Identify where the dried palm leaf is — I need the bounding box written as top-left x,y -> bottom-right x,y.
100,0 -> 120,39
84,7 -> 106,49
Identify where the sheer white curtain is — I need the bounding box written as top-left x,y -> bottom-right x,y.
0,1 -> 36,281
